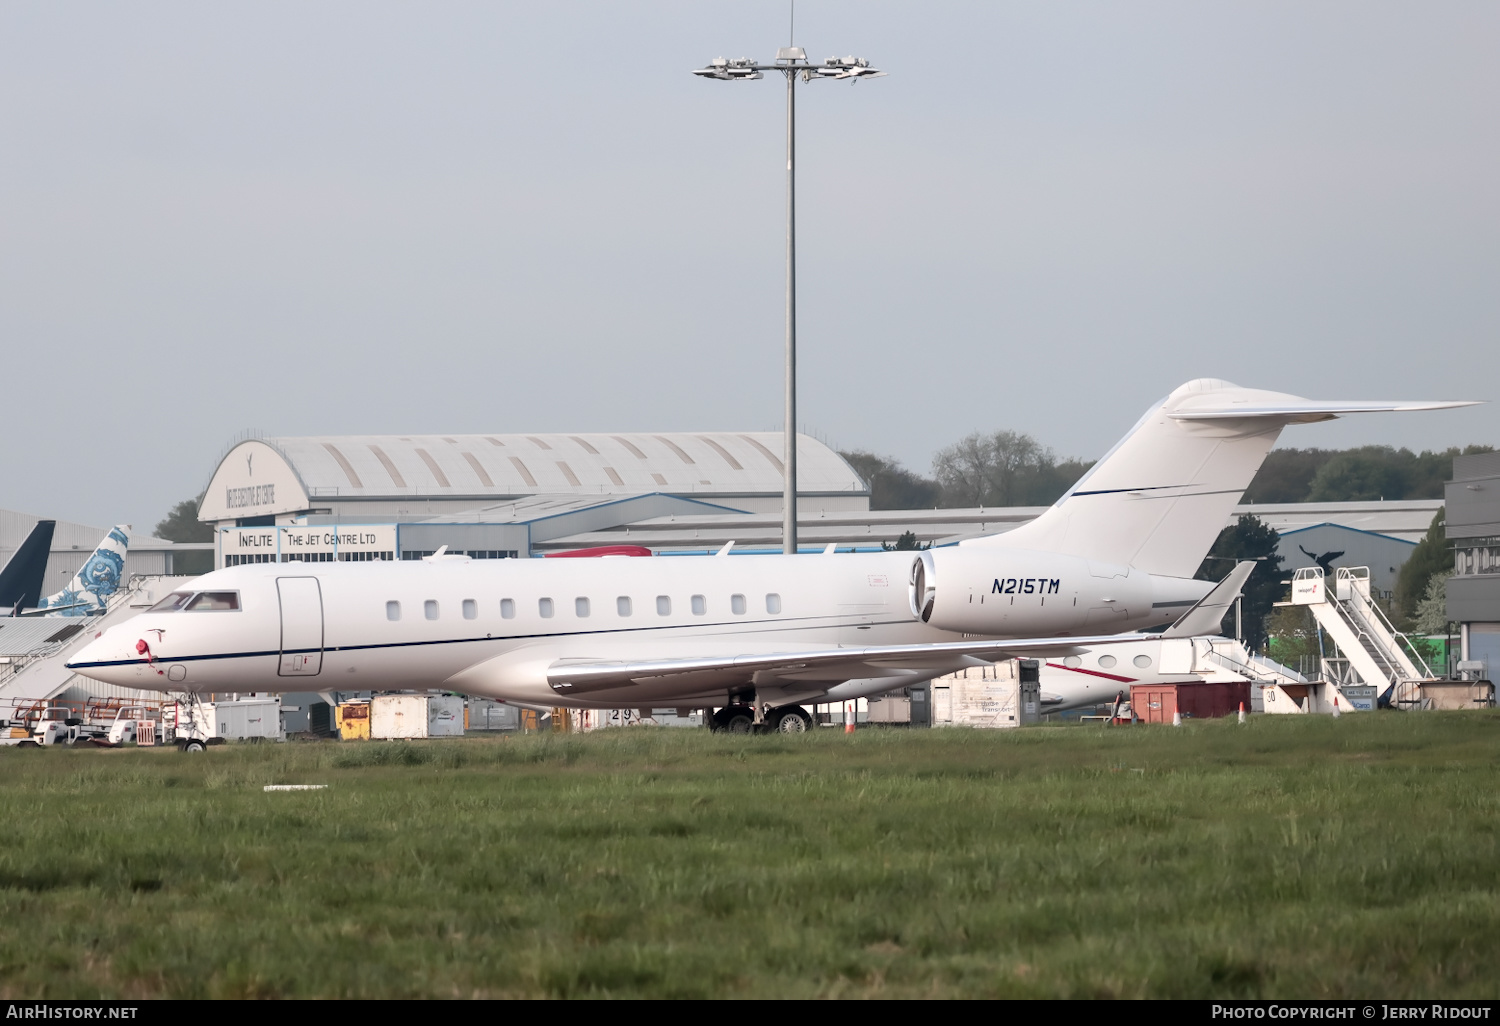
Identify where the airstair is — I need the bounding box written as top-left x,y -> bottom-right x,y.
0,576 -> 191,719
1199,639 -> 1306,686
1287,566 -> 1435,708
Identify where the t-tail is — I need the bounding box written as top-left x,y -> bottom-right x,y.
35,526 -> 130,617
970,378 -> 1477,578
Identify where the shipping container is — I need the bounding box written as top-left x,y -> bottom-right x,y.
930,660 -> 1041,728
181,698 -> 284,742
308,701 -> 333,736
427,695 -> 464,736
465,698 -> 520,731
370,695 -> 465,739
335,702 -> 370,740
1129,682 -> 1250,724
1416,680 -> 1495,710
866,692 -> 912,724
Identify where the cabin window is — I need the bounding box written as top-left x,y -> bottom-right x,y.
462,599 -> 478,620
425,600 -> 440,621
539,598 -> 554,618
186,591 -> 240,611
147,592 -> 194,613
730,594 -> 746,615
1133,654 -> 1152,668
691,594 -> 706,616
1097,654 -> 1117,669
617,596 -> 632,617
765,593 -> 782,614
386,601 -> 401,621
1063,655 -> 1081,668
575,597 -> 590,617
656,595 -> 671,616
500,598 -> 516,619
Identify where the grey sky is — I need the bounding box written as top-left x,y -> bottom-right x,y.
2,2 -> 1496,533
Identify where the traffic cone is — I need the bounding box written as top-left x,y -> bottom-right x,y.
1331,696 -> 1341,718
1238,701 -> 1246,725
844,702 -> 855,734
1171,711 -> 1182,727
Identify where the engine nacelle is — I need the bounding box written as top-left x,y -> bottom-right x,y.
908,547 -> 1158,636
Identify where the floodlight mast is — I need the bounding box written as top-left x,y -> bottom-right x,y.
692,49 -> 885,555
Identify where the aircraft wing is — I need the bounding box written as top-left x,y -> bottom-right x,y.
545,632 -> 1151,696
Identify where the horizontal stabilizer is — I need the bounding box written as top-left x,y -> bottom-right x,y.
1161,561 -> 1255,639
1170,399 -> 1479,423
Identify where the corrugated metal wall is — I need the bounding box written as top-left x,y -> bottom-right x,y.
1,509 -> 197,592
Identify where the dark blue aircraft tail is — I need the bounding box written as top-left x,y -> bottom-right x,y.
0,520 -> 56,613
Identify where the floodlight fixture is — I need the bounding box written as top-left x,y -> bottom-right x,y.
692,45 -> 884,554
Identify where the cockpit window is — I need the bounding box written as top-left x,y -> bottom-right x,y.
147,592 -> 195,612
185,592 -> 241,612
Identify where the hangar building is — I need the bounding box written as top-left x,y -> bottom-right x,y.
198,433 -> 868,565
1446,451 -> 1500,677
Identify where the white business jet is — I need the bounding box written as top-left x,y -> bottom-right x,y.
67,380 -> 1473,732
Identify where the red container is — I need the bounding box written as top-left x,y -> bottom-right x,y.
1130,682 -> 1251,724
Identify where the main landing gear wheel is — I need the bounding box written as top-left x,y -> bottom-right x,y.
181,740 -> 206,753
770,706 -> 812,734
712,706 -> 756,734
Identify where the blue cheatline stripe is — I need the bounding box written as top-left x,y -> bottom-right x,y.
64,613 -> 921,670
1069,484 -> 1191,497
1071,486 -> 1243,500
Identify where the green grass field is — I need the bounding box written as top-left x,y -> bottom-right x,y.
1,713 -> 1498,998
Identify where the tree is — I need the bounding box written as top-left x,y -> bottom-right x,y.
1264,604 -> 1321,676
1193,514 -> 1284,651
1414,571 -> 1452,635
1243,448 -> 1338,504
1245,445 -> 1492,504
1394,508 -> 1448,627
839,451 -> 942,511
881,531 -> 930,551
1307,446 -> 1415,502
155,495 -> 214,543
931,430 -> 1092,508
1408,445 -> 1495,498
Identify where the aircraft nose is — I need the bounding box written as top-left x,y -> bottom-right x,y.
65,629 -> 124,674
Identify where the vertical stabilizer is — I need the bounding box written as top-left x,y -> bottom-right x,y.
968,379 -> 1476,579
0,520 -> 56,612
38,526 -> 130,617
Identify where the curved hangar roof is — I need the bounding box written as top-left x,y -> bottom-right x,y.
199,433 -> 865,521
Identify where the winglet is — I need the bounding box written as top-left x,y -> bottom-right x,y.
1161,561 -> 1256,638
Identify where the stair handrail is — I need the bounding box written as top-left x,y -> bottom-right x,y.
1333,566 -> 1433,679
1203,643 -> 1279,682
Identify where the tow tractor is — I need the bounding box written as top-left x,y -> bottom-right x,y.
33,708 -> 107,746
103,706 -> 165,748
0,707 -> 108,747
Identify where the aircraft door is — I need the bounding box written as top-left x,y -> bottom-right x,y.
277,577 -> 324,676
